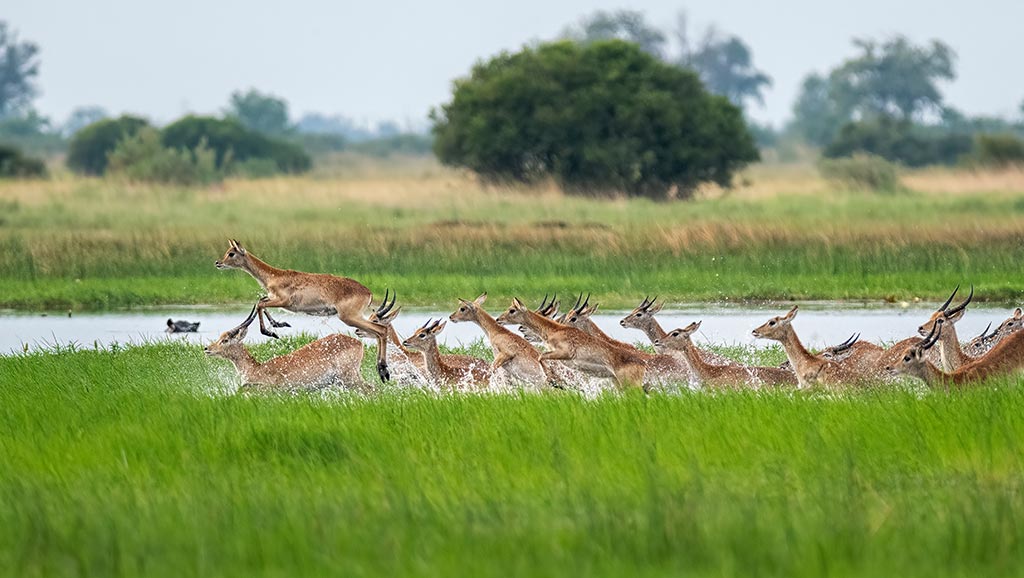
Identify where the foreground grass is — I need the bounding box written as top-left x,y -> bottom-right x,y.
2,341 -> 1024,577
4,168 -> 1024,310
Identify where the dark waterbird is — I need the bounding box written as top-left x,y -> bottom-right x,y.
166,319 -> 200,333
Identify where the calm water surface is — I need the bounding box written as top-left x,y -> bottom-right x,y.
1,302 -> 1014,354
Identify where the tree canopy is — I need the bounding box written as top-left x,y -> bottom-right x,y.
431,40 -> 758,200
791,35 -> 957,146
225,89 -> 291,135
565,10 -> 771,111
0,21 -> 40,119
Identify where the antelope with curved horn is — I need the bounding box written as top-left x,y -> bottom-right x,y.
777,333 -> 882,372
204,305 -> 371,393
559,293 -> 695,385
656,321 -> 796,389
915,285 -> 975,372
889,318 -> 1024,388
448,293 -> 552,388
519,294 -> 562,345
752,306 -> 867,389
215,239 -> 392,383
496,298 -> 647,390
355,293 -> 429,382
619,296 -> 735,366
401,319 -> 491,390
966,308 -> 1024,357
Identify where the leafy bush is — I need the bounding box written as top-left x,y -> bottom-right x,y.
818,153 -> 901,193
106,128 -> 220,185
0,144 -> 46,178
161,116 -> 310,174
823,117 -> 972,167
431,40 -> 759,200
66,115 -> 150,175
968,134 -> 1024,168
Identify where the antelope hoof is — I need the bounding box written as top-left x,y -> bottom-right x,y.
270,320 -> 291,328
376,361 -> 391,383
262,328 -> 281,339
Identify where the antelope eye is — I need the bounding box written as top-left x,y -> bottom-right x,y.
671,332 -> 679,337
635,313 -> 642,317
459,307 -> 466,312
769,320 -> 776,326
904,355 -> 911,362
509,308 -> 515,313
228,252 -> 235,257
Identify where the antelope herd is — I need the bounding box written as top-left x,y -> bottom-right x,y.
207,241 -> 1024,394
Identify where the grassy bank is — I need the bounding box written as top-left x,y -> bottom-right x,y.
3,167 -> 1024,310
2,340 -> 1024,577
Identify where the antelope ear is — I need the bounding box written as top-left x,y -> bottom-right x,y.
474,292 -> 488,305
432,320 -> 447,334
649,301 -> 664,314
684,321 -> 699,333
585,303 -> 600,315
693,320 -> 703,331
786,305 -> 799,319
1015,308 -> 1023,318
512,297 -> 524,308
229,239 -> 246,254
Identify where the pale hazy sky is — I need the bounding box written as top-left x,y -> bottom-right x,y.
7,0 -> 1024,128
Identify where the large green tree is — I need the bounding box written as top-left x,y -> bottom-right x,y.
0,21 -> 40,119
431,40 -> 758,200
791,35 -> 957,146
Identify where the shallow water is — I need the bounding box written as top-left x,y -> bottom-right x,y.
0,302 -> 1013,354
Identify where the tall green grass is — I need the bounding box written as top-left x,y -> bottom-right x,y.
3,176 -> 1024,309
2,342 -> 1024,577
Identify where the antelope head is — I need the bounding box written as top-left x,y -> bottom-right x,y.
918,285 -> 972,336
889,318 -> 943,377
561,293 -> 599,329
966,322 -> 997,356
204,305 -> 258,359
821,333 -> 860,361
402,318 -> 446,353
519,294 -> 561,343
215,239 -> 250,270
653,321 -> 701,349
449,293 -> 488,323
495,297 -> 530,326
752,306 -> 798,341
620,296 -> 663,329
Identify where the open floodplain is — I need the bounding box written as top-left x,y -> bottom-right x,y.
4,166 -> 1024,576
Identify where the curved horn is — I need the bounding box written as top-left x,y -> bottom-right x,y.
572,293 -> 583,312
537,293 -> 550,312
419,317 -> 434,331
946,284 -> 974,316
938,284 -> 960,312
227,304 -> 259,336
921,320 -> 942,350
833,333 -> 860,354
639,295 -> 651,310
582,292 -> 591,311
975,322 -> 992,341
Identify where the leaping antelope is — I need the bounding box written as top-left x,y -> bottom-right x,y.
355,294 -> 428,383
401,319 -> 491,390
752,306 -> 867,389
889,319 -> 1024,388
215,239 -> 392,383
656,321 -> 796,389
204,305 -> 371,393
448,293 -> 552,388
497,298 -> 647,390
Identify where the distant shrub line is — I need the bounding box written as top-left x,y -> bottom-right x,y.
66,115 -> 312,184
